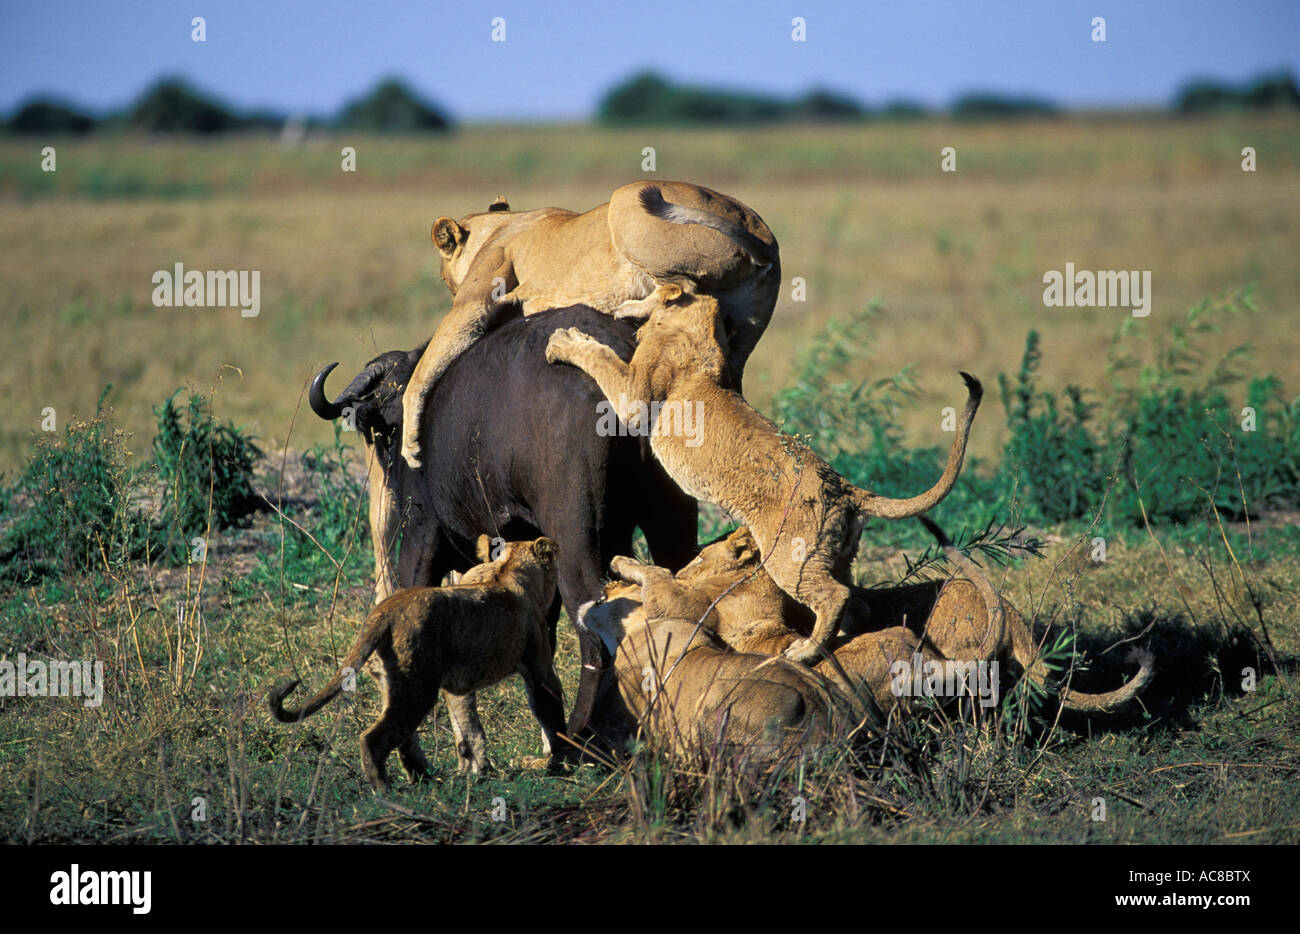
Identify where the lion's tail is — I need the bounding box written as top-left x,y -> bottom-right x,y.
266,609 -> 390,723
852,373 -> 982,520
638,185 -> 777,268
917,516 -> 1153,713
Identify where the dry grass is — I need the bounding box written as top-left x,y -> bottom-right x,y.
1,114 -> 1298,844
2,115 -> 1298,474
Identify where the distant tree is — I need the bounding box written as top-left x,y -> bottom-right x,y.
8,98 -> 96,134
791,88 -> 868,121
599,71 -> 865,125
951,92 -> 1059,120
1243,71 -> 1300,109
1173,71 -> 1300,113
129,78 -> 236,133
598,72 -> 676,123
880,99 -> 928,120
1173,80 -> 1244,114
338,78 -> 451,132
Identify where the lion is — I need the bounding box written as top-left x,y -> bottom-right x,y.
545,285 -> 982,665
579,598 -> 864,763
400,181 -> 780,469
601,552 -> 925,715
627,523 -> 1153,713
266,537 -> 565,792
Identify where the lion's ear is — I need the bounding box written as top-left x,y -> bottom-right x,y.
533,538 -> 559,563
474,534 -> 493,563
658,283 -> 684,303
432,217 -> 467,256
488,195 -> 510,212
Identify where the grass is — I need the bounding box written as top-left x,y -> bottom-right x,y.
2,115 -> 1299,475
1,115 -> 1298,844
0,378 -> 1296,843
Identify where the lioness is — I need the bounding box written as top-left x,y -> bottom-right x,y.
580,601 -> 862,763
603,552 -> 925,715
633,524 -> 1153,713
545,285 -> 982,664
266,537 -> 565,792
400,181 -> 780,469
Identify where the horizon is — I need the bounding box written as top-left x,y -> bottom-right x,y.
3,0 -> 1298,121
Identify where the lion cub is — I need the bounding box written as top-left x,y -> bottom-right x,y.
267,537 -> 565,792
625,524 -> 1153,714
604,550 -> 918,716
546,285 -> 982,664
580,600 -> 859,763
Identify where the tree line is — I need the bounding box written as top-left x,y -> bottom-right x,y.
7,70 -> 1297,135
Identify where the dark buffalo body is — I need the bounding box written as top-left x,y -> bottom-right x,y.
396,305 -> 697,605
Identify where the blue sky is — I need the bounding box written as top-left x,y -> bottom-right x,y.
2,0 -> 1297,120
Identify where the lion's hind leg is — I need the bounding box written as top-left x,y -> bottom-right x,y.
360,669 -> 441,793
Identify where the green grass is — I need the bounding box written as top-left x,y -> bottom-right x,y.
1,362 -> 1296,843
1,116 -> 1298,843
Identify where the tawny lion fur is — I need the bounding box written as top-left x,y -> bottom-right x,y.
580,601 -> 864,763
266,537 -> 565,792
546,286 -> 982,664
604,523 -> 1153,714
401,181 -> 780,468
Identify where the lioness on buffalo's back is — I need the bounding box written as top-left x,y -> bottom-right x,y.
399,181 -> 780,469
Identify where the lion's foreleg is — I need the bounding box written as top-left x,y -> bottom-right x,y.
401,254 -> 515,469
544,329 -> 641,424
368,454 -> 399,604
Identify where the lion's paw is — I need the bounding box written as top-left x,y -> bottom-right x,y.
545,327 -> 596,364
609,555 -> 643,580
401,436 -> 423,470
783,638 -> 822,665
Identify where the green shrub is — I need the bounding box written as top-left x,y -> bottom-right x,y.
997,330 -> 1107,522
1104,292 -> 1298,522
8,98 -> 96,135
152,389 -> 263,561
338,78 -> 451,132
996,288 -> 1299,525
770,302 -> 1002,541
0,389 -> 148,579
772,289 -> 1298,535
128,78 -> 237,134
252,424 -> 370,593
597,72 -> 867,126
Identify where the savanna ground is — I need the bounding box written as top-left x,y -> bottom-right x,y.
1,115 -> 1298,843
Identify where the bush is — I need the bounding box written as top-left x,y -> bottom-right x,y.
771,290 -> 1299,535
128,78 -> 236,134
338,78 -> 451,132
770,302 -> 1001,541
0,389 -> 148,579
997,330 -> 1107,522
1105,290 -> 1299,522
597,71 -> 865,126
252,424 -> 370,593
8,98 -> 96,135
1174,71 -> 1300,113
951,92 -> 1059,120
152,389 -> 263,561
996,288 -> 1299,525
